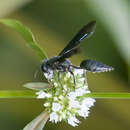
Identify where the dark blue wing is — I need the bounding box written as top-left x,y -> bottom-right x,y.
58,21 -> 96,56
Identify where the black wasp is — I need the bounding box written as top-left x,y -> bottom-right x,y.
41,21 -> 114,86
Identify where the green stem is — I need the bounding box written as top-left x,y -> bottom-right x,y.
0,90 -> 36,99
0,91 -> 130,99
78,93 -> 130,100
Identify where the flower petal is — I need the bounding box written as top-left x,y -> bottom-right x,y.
52,103 -> 61,112
67,116 -> 80,127
36,91 -> 47,99
49,112 -> 59,123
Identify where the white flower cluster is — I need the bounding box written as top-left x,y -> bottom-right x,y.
36,69 -> 96,127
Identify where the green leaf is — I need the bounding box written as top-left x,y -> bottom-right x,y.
0,19 -> 47,60
23,111 -> 49,130
24,82 -> 50,91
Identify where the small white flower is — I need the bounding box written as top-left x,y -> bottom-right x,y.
82,98 -> 96,108
68,88 -> 86,99
66,72 -> 71,78
78,107 -> 90,118
75,88 -> 87,96
52,103 -> 61,112
46,93 -> 52,98
44,71 -> 53,79
44,102 -> 50,107
54,97 -> 58,101
86,90 -> 91,93
74,69 -> 84,75
69,100 -> 80,108
36,91 -> 52,99
63,77 -> 67,81
63,85 -> 68,91
49,112 -> 59,123
67,116 -> 80,127
36,90 -> 47,99
79,78 -> 85,82
59,95 -> 64,100
84,85 -> 88,89
67,91 -> 76,100
54,82 -> 58,87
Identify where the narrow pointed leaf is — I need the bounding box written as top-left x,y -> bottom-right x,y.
23,111 -> 49,130
0,19 -> 47,59
24,82 -> 50,91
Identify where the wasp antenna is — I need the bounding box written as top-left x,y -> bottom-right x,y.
34,66 -> 41,81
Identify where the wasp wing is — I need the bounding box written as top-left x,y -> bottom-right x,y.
57,47 -> 80,62
80,59 -> 114,73
48,21 -> 96,64
48,47 -> 80,64
58,21 -> 96,56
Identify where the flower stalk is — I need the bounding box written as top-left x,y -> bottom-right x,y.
1,91 -> 130,99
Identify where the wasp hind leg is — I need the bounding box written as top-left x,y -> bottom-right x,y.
57,71 -> 63,88
68,68 -> 76,89
83,70 -> 87,85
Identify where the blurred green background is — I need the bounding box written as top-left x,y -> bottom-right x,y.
0,0 -> 129,130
